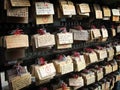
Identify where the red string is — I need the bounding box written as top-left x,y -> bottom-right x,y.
91,25 -> 96,29
95,66 -> 101,70
117,56 -> 120,60
38,29 -> 45,35
60,27 -> 67,33
13,28 -> 23,35
73,51 -> 80,57
85,48 -> 94,53
101,25 -> 105,28
44,2 -> 48,7
14,63 -> 23,75
39,87 -> 48,90
83,69 -> 89,74
107,63 -> 110,66
61,83 -> 66,90
58,55 -> 64,61
73,74 -> 79,79
96,46 -> 103,50
112,25 -> 115,29
74,25 -> 83,30
39,57 -> 45,65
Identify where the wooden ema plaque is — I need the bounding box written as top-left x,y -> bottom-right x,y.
10,0 -> 30,7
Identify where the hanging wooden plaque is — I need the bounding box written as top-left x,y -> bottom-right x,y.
10,0 -> 30,7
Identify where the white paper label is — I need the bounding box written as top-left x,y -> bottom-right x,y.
35,2 -> 54,15
97,72 -> 103,81
79,3 -> 90,13
74,56 -> 86,71
57,33 -> 73,44
103,6 -> 111,17
89,52 -> 98,63
92,29 -> 101,38
112,29 -> 116,37
93,4 -> 102,19
61,63 -> 73,74
107,48 -> 114,57
80,55 -> 85,62
69,77 -> 84,86
7,7 -> 28,17
5,35 -> 29,49
38,63 -> 56,78
116,45 -> 120,52
62,4 -> 76,15
10,0 -> 30,7
95,10 -> 103,19
117,26 -> 120,33
37,34 -> 55,48
70,29 -> 89,41
99,50 -> 107,59
112,9 -> 120,16
101,28 -> 108,38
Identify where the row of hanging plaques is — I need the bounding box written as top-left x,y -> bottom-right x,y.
5,55 -> 119,90
3,0 -> 120,24
0,25 -> 120,61
0,25 -> 120,49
